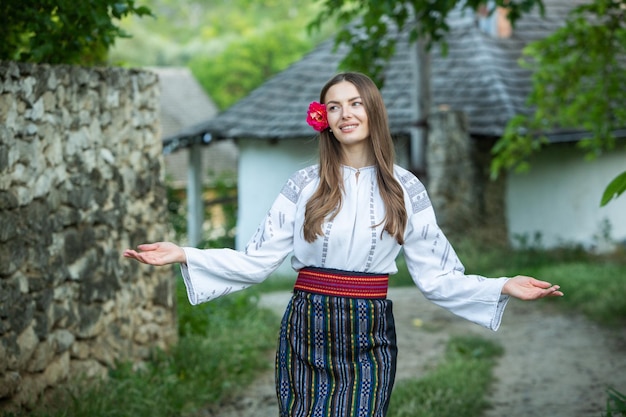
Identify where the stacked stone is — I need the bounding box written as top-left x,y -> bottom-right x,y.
0,61 -> 178,412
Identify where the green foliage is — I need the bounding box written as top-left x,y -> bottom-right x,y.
165,171 -> 238,248
189,23 -> 314,110
198,172 -> 238,249
165,181 -> 187,241
115,0 -> 320,49
308,0 -> 545,85
490,0 -> 626,205
388,336 -> 503,417
0,0 -> 152,65
109,0 -> 333,109
490,114 -> 550,175
602,171 -> 626,206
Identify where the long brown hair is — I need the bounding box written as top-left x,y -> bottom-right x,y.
303,72 -> 407,245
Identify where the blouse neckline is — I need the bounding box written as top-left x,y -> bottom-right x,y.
342,164 -> 376,172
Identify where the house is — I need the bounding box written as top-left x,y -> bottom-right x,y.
152,67 -> 238,246
163,1 -> 626,276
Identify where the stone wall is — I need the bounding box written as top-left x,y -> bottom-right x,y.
0,61 -> 177,412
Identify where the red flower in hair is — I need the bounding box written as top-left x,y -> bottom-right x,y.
306,101 -> 328,132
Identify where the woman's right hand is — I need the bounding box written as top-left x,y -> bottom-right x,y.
123,242 -> 187,266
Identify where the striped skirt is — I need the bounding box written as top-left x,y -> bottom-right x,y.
275,268 -> 397,417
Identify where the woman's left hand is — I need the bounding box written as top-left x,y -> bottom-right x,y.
502,276 -> 564,300
123,242 -> 186,266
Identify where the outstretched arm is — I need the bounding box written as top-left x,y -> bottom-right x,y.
502,276 -> 564,300
123,242 -> 186,266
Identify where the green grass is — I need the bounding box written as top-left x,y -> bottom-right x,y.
528,261 -> 626,326
387,336 -> 504,417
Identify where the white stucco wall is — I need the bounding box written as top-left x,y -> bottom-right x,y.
506,143 -> 626,250
236,139 -> 318,277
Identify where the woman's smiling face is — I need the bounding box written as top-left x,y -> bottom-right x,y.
324,81 -> 370,149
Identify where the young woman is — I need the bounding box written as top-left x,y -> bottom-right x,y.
124,72 -> 563,417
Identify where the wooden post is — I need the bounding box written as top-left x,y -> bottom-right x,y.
410,37 -> 431,174
187,143 -> 203,247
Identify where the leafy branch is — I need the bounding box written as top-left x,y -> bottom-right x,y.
0,0 -> 153,65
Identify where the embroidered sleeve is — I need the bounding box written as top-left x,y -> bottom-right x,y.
398,169 -> 510,331
180,166 -> 319,305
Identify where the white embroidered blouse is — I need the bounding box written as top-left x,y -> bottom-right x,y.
181,164 -> 510,330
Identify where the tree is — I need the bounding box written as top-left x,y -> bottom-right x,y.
489,0 -> 626,206
0,0 -> 152,65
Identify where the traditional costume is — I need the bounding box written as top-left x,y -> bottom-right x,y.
180,164 -> 509,417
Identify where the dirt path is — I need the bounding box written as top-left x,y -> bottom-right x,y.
202,288 -> 626,417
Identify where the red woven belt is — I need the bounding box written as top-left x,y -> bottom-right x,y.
294,267 -> 389,299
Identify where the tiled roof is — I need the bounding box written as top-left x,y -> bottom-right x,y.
166,1 -> 587,149
150,67 -> 219,139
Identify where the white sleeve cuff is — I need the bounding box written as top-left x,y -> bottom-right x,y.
490,293 -> 511,331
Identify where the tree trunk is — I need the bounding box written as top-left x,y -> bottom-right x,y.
426,110 -> 480,236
